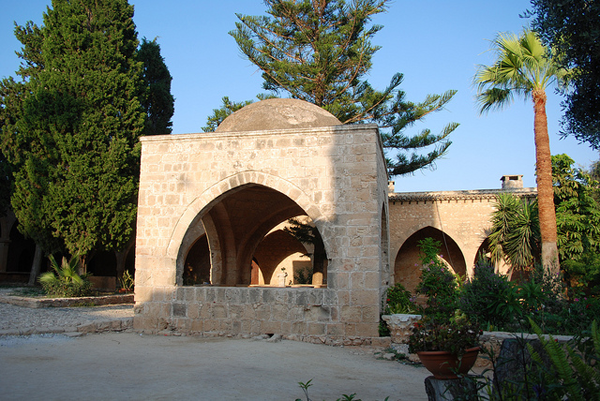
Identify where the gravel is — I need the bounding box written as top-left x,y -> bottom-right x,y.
0,288 -> 133,336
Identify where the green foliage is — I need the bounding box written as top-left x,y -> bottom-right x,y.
528,319 -> 600,400
383,283 -> 416,315
562,252 -> 600,297
407,310 -> 481,356
531,0 -> 600,148
137,37 -> 174,136
284,217 -> 328,282
284,217 -> 319,245
38,255 -> 93,297
415,238 -> 459,321
460,262 -> 521,330
451,321 -> 600,400
456,260 -> 600,336
488,155 -> 600,293
293,266 -> 313,285
222,0 -> 458,176
474,29 -> 569,112
489,193 -> 540,271
119,270 -> 134,291
1,0 -> 151,269
474,28 -> 566,275
202,96 -> 252,132
295,379 -> 389,401
553,154 -> 600,260
0,150 -> 12,218
378,320 -> 390,337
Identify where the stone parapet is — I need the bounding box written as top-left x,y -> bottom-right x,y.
133,286 -> 380,338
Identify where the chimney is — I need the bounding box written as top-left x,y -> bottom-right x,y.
388,180 -> 395,193
500,175 -> 523,189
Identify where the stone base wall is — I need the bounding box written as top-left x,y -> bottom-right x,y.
133,286 -> 380,338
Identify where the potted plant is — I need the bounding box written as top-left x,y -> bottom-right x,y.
408,310 -> 482,379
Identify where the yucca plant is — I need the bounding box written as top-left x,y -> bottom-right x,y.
38,255 -> 93,297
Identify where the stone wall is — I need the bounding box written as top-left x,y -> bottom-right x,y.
134,124 -> 390,340
388,189 -> 536,291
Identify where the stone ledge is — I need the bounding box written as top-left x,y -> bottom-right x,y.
0,317 -> 133,337
0,294 -> 134,308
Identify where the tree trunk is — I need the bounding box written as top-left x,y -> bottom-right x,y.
532,89 -> 560,275
28,244 -> 43,286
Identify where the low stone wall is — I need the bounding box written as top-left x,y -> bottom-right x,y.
133,286 -> 380,340
383,314 -> 574,368
0,293 -> 134,308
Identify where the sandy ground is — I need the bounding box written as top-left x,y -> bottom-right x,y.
0,332 -> 430,401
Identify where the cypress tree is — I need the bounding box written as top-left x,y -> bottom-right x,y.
137,37 -> 174,136
1,0 -> 146,271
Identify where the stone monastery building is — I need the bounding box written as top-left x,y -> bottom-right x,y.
0,98 -> 535,343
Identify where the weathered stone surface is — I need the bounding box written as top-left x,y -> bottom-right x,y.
135,106 -> 389,342
388,188 -> 536,292
382,313 -> 421,344
424,376 -> 477,400
216,98 -> 341,132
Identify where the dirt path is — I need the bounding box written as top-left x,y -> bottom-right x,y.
0,332 -> 429,400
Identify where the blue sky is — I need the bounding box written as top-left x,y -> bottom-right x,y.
2,0 -> 598,192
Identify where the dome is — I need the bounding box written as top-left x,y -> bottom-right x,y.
215,98 -> 341,132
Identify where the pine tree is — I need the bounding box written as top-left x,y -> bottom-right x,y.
203,96 -> 254,133
1,0 -> 145,271
209,0 -> 458,175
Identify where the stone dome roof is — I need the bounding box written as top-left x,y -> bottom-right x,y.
215,98 -> 341,132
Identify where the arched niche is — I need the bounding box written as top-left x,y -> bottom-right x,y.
176,184 -> 328,287
393,226 -> 466,293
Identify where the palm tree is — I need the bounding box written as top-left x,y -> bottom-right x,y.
475,29 -> 568,276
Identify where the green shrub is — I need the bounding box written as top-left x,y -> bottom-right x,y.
294,266 -> 313,285
460,262 -> 521,330
383,283 -> 416,314
38,255 -> 93,298
453,320 -> 600,400
416,238 -> 459,321
119,270 -> 134,291
527,319 -> 600,400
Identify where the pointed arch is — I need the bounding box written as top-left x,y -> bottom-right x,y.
393,226 -> 466,293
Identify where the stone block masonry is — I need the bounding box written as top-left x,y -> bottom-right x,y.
134,119 -> 390,342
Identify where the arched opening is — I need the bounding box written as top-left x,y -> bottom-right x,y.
177,184 -> 328,287
253,228 -> 311,286
475,237 -> 512,278
393,226 -> 466,293
474,237 -> 492,267
183,235 -> 211,285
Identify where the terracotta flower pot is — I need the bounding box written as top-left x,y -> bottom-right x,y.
417,346 -> 480,379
